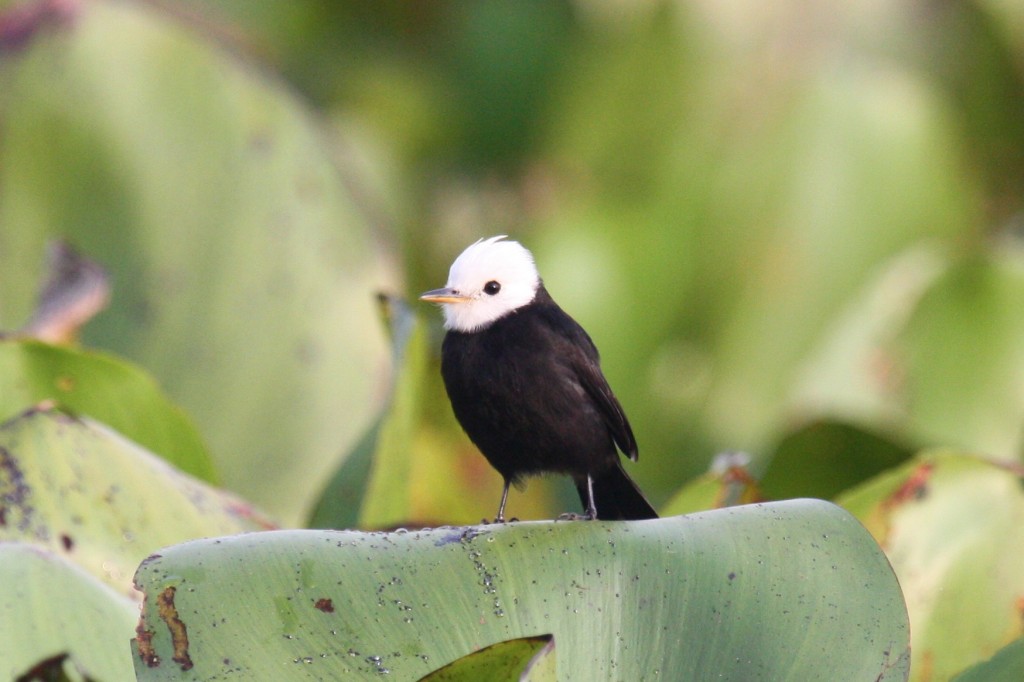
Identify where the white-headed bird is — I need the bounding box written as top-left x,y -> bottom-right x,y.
421,236 -> 657,522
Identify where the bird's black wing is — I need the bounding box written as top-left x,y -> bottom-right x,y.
571,343 -> 638,461
537,297 -> 639,462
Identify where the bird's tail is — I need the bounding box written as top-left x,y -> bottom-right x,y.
578,465 -> 658,521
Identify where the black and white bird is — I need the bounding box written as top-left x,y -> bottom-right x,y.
421,235 -> 657,521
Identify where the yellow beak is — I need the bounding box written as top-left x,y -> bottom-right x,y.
420,287 -> 471,304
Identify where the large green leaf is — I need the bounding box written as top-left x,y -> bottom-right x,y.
839,451 -> 1024,681
0,406 -> 272,598
0,0 -> 393,525
0,338 -> 215,482
132,500 -> 908,680
0,543 -> 137,681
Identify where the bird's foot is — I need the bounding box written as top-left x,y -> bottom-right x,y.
483,516 -> 518,525
556,511 -> 596,521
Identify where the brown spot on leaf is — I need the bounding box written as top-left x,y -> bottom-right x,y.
917,650 -> 933,681
60,534 -> 73,551
157,586 -> 193,671
884,461 -> 934,510
0,445 -> 34,533
135,620 -> 160,668
314,598 -> 335,613
860,460 -> 937,547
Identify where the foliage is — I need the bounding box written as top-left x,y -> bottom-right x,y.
0,0 -> 392,526
953,637 -> 1024,682
0,339 -> 215,481
0,402 -> 272,679
839,452 -> 1024,681
0,542 -> 136,681
132,501 -> 907,680
2,0 -> 1024,679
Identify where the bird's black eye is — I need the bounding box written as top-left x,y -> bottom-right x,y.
484,281 -> 501,295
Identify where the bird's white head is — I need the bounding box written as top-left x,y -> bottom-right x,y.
420,235 -> 540,333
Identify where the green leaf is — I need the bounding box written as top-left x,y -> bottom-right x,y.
0,543 -> 137,682
0,338 -> 215,482
0,0 -> 392,525
838,451 -> 1024,681
418,636 -> 554,682
0,405 -> 272,598
132,500 -> 908,680
306,414 -> 384,531
518,637 -> 556,682
952,637 -> 1024,682
897,251 -> 1024,457
762,419 -> 913,501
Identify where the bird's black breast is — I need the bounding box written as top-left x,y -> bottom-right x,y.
440,287 -> 635,483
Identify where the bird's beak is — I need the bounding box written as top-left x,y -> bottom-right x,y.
419,287 -> 471,304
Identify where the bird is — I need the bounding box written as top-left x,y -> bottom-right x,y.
420,235 -> 657,522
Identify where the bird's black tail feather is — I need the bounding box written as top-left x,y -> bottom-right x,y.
578,465 -> 658,520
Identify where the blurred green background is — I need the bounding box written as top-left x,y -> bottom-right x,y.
2,0 -> 1024,527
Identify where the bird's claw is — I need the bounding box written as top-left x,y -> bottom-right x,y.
483,516 -> 518,525
556,511 -> 596,521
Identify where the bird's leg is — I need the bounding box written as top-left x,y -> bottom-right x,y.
559,475 -> 600,521
582,474 -> 598,520
492,479 -> 511,524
